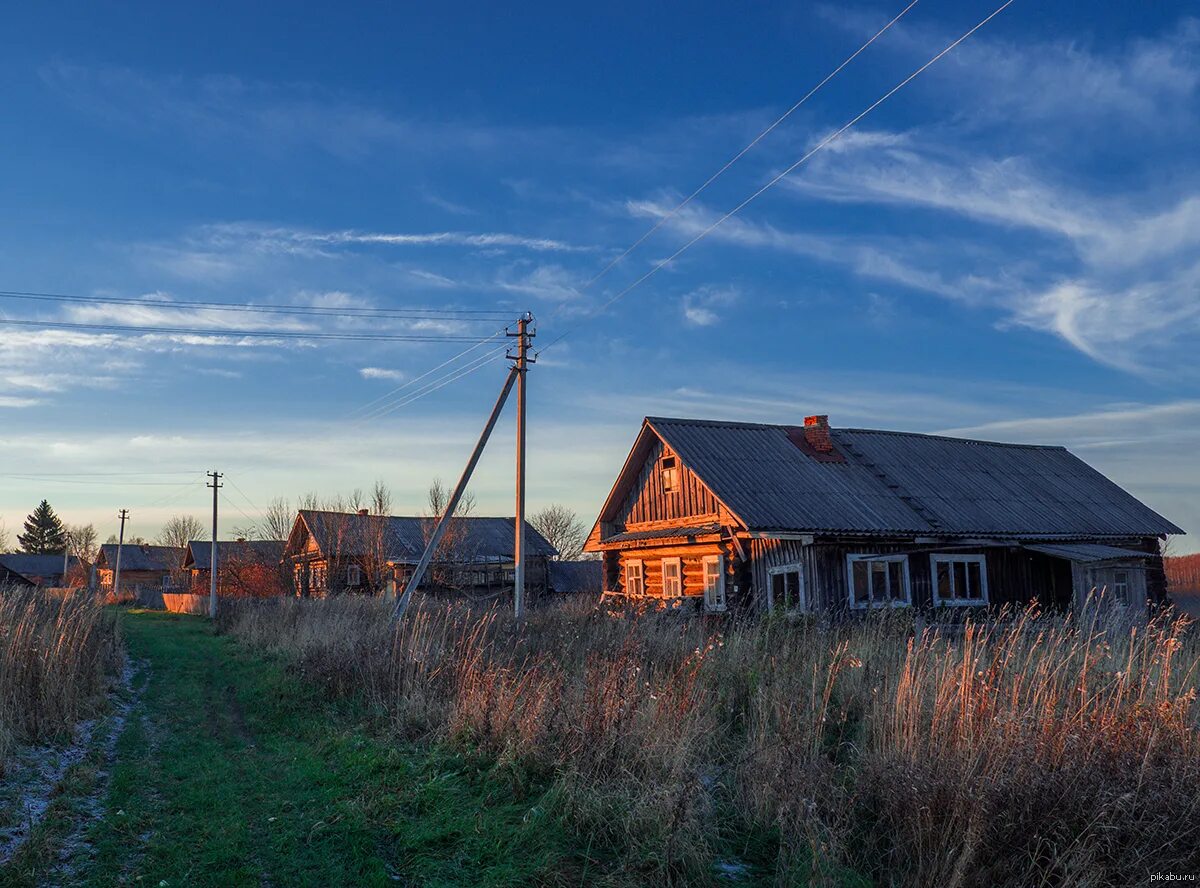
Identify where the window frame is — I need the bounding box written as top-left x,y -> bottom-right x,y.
930,553 -> 989,607
1112,569 -> 1131,606
345,563 -> 362,587
846,554 -> 912,610
702,554 -> 726,612
624,559 -> 644,597
767,563 -> 806,614
660,455 -> 679,494
661,557 -> 683,598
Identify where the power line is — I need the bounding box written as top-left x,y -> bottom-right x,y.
0,289 -> 515,321
357,345 -> 510,423
573,0 -> 921,298
223,476 -> 263,517
0,474 -> 199,486
220,490 -> 258,528
540,0 -> 1015,355
0,318 -> 485,342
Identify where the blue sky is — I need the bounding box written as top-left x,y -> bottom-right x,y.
1,1 -> 1198,552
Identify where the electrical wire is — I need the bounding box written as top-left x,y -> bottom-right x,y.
539,0 -> 1015,355
357,345 -> 511,423
0,289 -> 514,321
0,318 -> 484,342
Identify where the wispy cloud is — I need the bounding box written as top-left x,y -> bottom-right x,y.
359,367 -> 406,381
681,285 -> 739,327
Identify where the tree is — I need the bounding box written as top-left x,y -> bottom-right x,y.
157,515 -> 205,551
18,500 -> 67,554
0,519 -> 11,553
106,533 -> 147,545
262,497 -> 294,541
530,504 -> 587,561
66,523 -> 99,562
370,480 -> 392,516
423,478 -> 477,590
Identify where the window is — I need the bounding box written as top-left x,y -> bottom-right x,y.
847,554 -> 910,609
661,455 -> 678,494
931,554 -> 988,606
1113,569 -> 1130,605
661,558 -> 682,597
768,564 -> 804,613
624,560 -> 644,596
346,564 -> 362,587
702,555 -> 726,612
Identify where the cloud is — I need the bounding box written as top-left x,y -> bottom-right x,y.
681,285 -> 739,327
359,367 -> 406,381
496,265 -> 587,304
0,396 -> 40,408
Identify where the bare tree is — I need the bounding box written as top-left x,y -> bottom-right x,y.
423,478 -> 477,591
66,523 -> 99,562
106,533 -> 147,545
370,479 -> 392,516
157,514 -> 205,551
262,497 -> 294,541
0,519 -> 11,553
530,504 -> 587,561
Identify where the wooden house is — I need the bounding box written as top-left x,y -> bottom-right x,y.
0,553 -> 83,588
182,539 -> 287,598
94,544 -> 181,593
282,509 -> 557,598
585,415 -> 1182,618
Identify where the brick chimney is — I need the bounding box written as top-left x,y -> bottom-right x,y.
803,415 -> 833,452
357,508 -> 369,516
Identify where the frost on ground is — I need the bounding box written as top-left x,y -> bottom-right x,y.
0,656 -> 144,871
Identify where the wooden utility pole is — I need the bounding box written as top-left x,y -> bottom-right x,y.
507,312 -> 535,621
113,509 -> 129,599
207,471 -> 222,618
392,368 -> 519,620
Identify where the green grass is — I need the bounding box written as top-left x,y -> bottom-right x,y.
1,610 -> 583,887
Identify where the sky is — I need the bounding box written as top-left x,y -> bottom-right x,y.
0,0 -> 1197,552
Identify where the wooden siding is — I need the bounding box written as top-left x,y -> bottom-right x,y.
610,539 -> 749,609
613,438 -> 724,529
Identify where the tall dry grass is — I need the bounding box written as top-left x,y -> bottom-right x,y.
220,597 -> 1200,886
0,585 -> 121,770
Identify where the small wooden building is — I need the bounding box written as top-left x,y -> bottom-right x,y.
585,416 -> 1182,617
282,509 -> 557,598
0,553 -> 83,588
94,543 -> 180,593
182,539 -> 287,598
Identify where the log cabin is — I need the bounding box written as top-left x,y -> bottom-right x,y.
94,543 -> 180,593
182,539 -> 287,597
283,509 -> 557,598
0,553 -> 84,588
584,415 -> 1183,618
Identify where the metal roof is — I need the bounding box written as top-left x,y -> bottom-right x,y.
644,417 -> 1182,539
293,510 -> 557,562
183,540 -> 286,569
606,523 -> 723,543
1023,543 -> 1153,563
0,553 -> 82,583
548,560 -> 602,594
96,544 -> 181,572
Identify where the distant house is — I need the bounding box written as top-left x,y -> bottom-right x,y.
548,560 -> 603,595
94,544 -> 181,593
585,415 -> 1182,618
182,539 -> 287,598
0,553 -> 83,588
0,557 -> 38,588
283,509 -> 557,598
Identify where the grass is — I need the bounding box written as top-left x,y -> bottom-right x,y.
220,595 -> 1200,887
2,610 -> 585,887
0,586 -> 119,769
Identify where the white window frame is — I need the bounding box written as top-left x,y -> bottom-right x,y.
930,553 -> 989,607
1112,568 -> 1131,606
661,557 -> 682,598
346,564 -> 362,587
1087,566 -> 1134,607
624,559 -> 644,597
846,554 -> 912,609
767,563 -> 806,613
702,554 -> 726,612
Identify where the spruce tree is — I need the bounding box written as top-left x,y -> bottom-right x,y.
18,500 -> 67,554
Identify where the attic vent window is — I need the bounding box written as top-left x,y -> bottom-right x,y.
661,456 -> 678,494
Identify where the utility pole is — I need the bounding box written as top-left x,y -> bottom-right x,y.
207,471 -> 222,618
393,366 -> 519,620
113,509 -> 129,600
507,312 -> 535,621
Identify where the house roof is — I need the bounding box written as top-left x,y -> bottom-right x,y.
96,544 -> 181,572
289,510 -> 557,562
183,540 -> 285,569
1022,543 -> 1153,563
607,417 -> 1182,539
548,560 -> 603,594
0,553 -> 82,583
